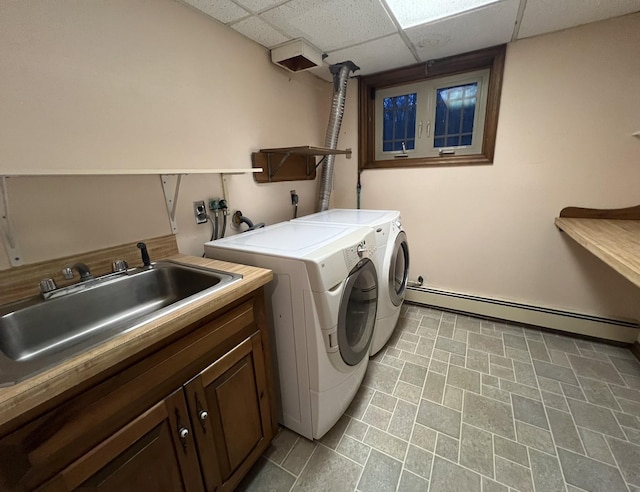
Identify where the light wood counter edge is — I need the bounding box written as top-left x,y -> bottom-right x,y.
554,217 -> 640,289
0,254 -> 273,428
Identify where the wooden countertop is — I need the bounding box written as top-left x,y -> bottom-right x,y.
0,255 -> 272,429
555,205 -> 640,289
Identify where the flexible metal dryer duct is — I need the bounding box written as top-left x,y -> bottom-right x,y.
316,61 -> 359,212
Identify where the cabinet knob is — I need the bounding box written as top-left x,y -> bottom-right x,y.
199,410 -> 209,421
178,427 -> 189,440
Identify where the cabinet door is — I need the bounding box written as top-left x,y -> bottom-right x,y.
185,332 -> 272,492
38,389 -> 204,492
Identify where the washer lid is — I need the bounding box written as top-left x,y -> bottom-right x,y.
294,209 -> 400,228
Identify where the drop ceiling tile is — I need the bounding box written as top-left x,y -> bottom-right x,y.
181,0 -> 249,24
324,35 -> 417,76
260,0 -> 397,52
518,0 -> 640,38
234,0 -> 288,14
406,0 -> 519,61
231,16 -> 290,47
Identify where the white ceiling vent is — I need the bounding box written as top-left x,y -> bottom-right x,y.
271,38 -> 323,72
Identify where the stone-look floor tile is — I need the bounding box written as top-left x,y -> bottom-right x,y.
491,364 -> 516,382
623,374 -> 640,390
395,339 -> 418,353
348,382 -> 375,418
592,343 -> 635,359
423,371 -> 446,404
405,444 -> 434,479
453,328 -> 468,343
399,351 -> 431,368
529,448 -> 566,492
362,362 -> 401,394
569,355 -> 626,385
430,456 -> 481,492
495,456 -> 534,492
264,428 -> 299,464
438,323 -> 455,339
538,376 -> 563,395
238,457 -> 296,492
450,354 -> 466,367
380,355 -> 405,370
357,449 -> 402,492
447,365 -> 481,393
393,380 -> 422,405
523,329 -> 543,341
483,476 -> 508,492
411,423 -> 437,452
500,379 -> 542,401
533,360 -> 579,385
282,437 -> 316,475
513,361 -> 537,388
463,391 -> 515,439
549,349 -> 571,367
609,356 -> 640,377
607,436 -> 640,486
482,384 -> 512,404
491,354 -> 514,368
362,404 -> 392,431
442,312 -> 457,323
469,332 -> 505,356
319,415 -> 350,450
398,315 -> 421,329
433,348 -> 451,362
429,359 -> 448,375
578,348 -> 611,362
460,424 -> 494,477
483,373 -> 500,387
506,347 -> 532,363
400,362 -> 428,388
541,390 -> 569,412
624,426 -> 640,445
482,327 -> 500,337
435,433 -> 459,462
433,345 -> 455,361
457,317 -> 481,332
610,384 -> 640,403
615,411 -> 640,430
558,448 -> 627,492
561,383 -> 586,401
398,470 -> 429,492
515,421 -> 556,455
293,446 -> 362,492
618,398 -> 640,418
504,333 -> 528,351
577,376 -> 620,410
547,407 -> 584,454
527,339 -> 551,362
443,385 -> 464,411
363,427 -> 408,461
417,326 -> 439,339
415,337 -> 434,358
494,435 -> 529,467
467,349 -> 490,373
386,347 -> 401,358
401,332 -> 420,344
388,400 -> 418,441
543,334 -> 580,355
345,419 -> 368,441
512,394 -> 549,429
417,399 -> 461,438
578,427 -> 616,466
567,398 -> 626,439
370,391 -> 398,412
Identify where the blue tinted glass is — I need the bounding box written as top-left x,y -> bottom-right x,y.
434,137 -> 445,148
447,106 -> 461,135
406,139 -> 415,150
393,140 -> 404,151
383,111 -> 393,140
394,109 -> 406,138
447,136 -> 459,146
435,93 -> 447,137
396,95 -> 405,107
408,93 -> 417,105
461,134 -> 472,145
383,141 -> 392,151
461,98 -> 476,133
407,106 -> 416,139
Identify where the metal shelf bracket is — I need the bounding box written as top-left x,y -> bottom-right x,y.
160,174 -> 182,234
0,177 -> 24,266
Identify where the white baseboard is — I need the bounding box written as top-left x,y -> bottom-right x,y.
406,287 -> 639,343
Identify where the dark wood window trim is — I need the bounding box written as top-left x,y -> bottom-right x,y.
358,44 -> 506,170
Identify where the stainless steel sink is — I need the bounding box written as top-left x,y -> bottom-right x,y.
0,260 -> 242,386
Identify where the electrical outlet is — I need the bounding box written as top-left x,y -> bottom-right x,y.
193,200 -> 207,224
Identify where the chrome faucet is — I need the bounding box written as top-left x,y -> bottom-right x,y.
71,262 -> 94,281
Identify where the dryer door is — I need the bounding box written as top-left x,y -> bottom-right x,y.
337,258 -> 378,366
389,231 -> 409,306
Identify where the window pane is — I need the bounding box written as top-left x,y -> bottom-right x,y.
461,134 -> 472,145
433,82 -> 477,148
382,92 -> 417,153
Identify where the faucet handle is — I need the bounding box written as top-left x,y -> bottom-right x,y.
112,259 -> 129,273
39,278 -> 58,294
62,267 -> 74,280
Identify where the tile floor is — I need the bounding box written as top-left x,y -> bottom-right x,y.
239,304 -> 640,492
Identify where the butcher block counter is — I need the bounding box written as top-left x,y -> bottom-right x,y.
0,251 -> 276,492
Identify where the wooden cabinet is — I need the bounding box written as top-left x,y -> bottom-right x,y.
0,291 -> 277,492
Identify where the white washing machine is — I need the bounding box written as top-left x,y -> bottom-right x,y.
204,221 -> 378,440
293,209 -> 409,355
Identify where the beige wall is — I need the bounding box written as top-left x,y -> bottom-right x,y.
0,0 -> 331,268
335,13 -> 640,322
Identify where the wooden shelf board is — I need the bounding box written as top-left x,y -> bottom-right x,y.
258,146 -> 351,156
0,169 -> 261,177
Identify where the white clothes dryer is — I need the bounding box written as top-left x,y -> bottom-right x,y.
293,209 -> 409,355
204,222 -> 378,440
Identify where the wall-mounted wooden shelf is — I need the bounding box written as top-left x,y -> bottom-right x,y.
0,168 -> 261,176
252,146 -> 352,183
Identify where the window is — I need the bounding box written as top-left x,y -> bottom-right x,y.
359,45 -> 506,169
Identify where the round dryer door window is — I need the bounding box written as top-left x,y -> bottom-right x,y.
389,231 -> 409,306
338,258 -> 378,366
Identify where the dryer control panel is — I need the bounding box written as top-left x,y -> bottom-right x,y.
343,239 -> 374,269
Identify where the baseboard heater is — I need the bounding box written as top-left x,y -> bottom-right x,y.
406,286 -> 639,344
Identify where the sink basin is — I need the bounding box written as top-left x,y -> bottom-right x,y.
0,260 -> 242,386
